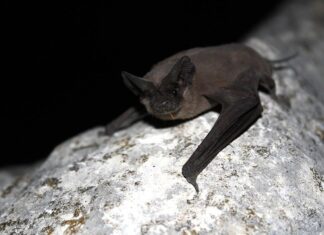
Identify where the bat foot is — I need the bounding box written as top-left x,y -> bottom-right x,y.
185,175 -> 200,193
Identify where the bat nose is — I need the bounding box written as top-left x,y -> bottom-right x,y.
154,100 -> 172,113
150,96 -> 176,114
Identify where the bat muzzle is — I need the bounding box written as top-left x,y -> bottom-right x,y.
149,97 -> 181,115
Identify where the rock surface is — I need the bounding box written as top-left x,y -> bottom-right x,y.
1,1 -> 324,234
1,42 -> 324,234
251,0 -> 324,104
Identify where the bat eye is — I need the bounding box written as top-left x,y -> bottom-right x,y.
172,89 -> 177,96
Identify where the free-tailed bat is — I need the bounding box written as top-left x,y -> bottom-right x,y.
104,43 -> 295,192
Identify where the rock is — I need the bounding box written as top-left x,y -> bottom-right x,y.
250,0 -> 324,105
1,48 -> 324,234
1,1 -> 324,234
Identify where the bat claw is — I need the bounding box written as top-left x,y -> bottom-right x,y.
185,175 -> 200,193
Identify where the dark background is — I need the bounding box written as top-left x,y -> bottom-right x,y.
3,0 -> 285,167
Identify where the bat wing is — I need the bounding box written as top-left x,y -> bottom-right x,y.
182,69 -> 263,192
104,106 -> 148,135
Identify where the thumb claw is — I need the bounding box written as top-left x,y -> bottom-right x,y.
185,175 -> 200,193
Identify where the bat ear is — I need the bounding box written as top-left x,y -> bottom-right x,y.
171,56 -> 196,86
122,71 -> 156,96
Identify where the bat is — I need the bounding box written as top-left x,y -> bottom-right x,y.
104,43 -> 295,192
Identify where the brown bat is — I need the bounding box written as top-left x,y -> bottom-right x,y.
104,43 -> 295,192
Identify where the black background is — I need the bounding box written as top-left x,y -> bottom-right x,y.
3,0 -> 285,167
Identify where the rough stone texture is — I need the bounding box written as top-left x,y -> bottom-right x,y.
1,1 -> 324,234
250,0 -> 324,105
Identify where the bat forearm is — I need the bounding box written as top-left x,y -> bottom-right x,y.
105,106 -> 147,135
182,98 -> 262,192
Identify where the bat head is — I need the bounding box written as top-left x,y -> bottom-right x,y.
122,56 -> 195,118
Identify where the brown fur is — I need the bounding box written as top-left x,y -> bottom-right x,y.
143,44 -> 272,120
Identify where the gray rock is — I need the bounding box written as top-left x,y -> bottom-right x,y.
1,45 -> 324,234
250,0 -> 324,105
1,1 -> 324,234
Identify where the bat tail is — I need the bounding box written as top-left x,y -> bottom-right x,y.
267,52 -> 299,73
267,51 -> 299,64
